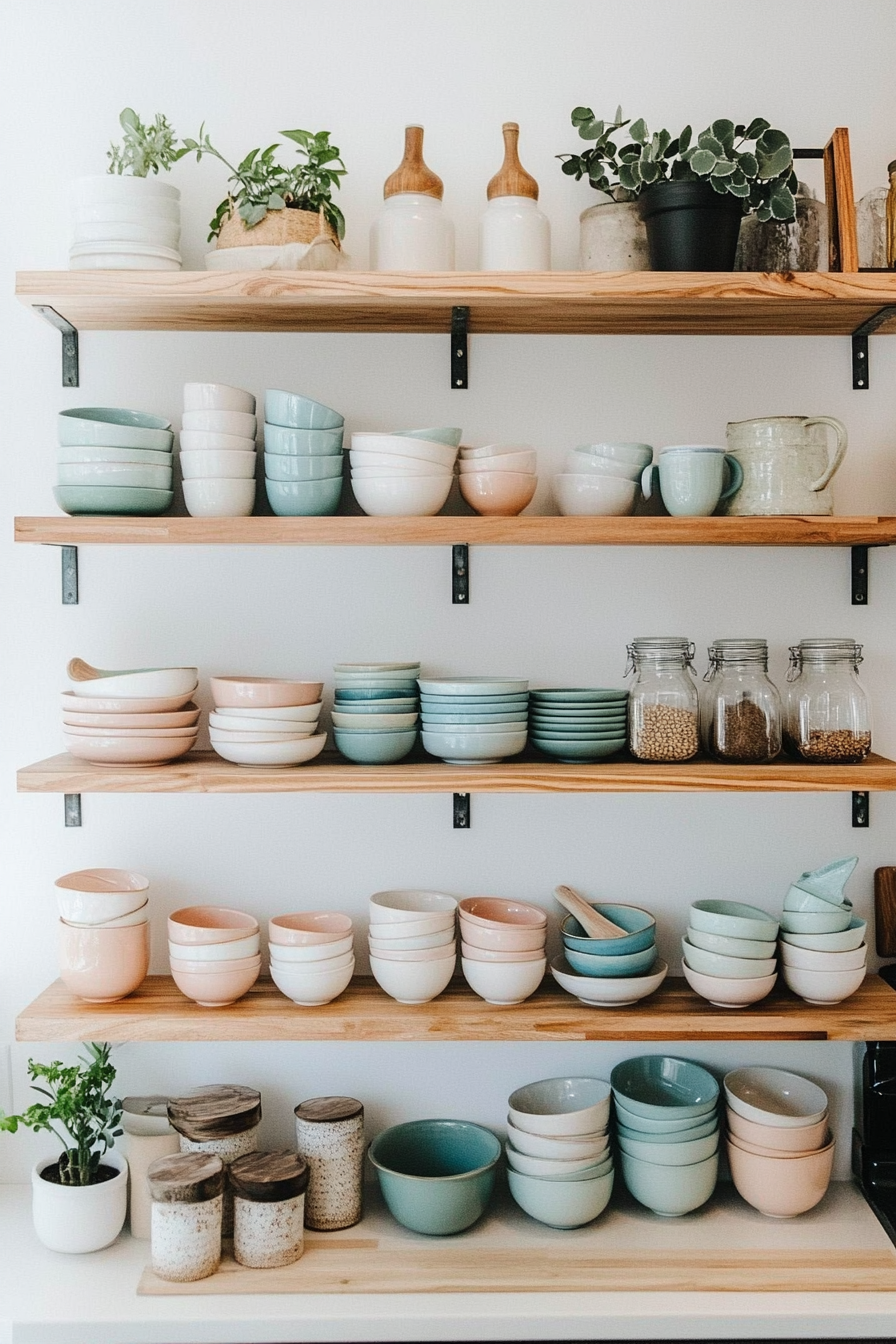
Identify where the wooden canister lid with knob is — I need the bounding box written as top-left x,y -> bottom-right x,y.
167,1084 -> 262,1142
383,125 -> 444,199
487,123 -> 539,200
229,1150 -> 309,1203
147,1152 -> 226,1204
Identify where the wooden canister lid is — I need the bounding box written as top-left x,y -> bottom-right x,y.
487,123 -> 539,201
294,1096 -> 364,1124
167,1084 -> 262,1142
147,1152 -> 225,1203
229,1150 -> 309,1203
383,126 -> 444,200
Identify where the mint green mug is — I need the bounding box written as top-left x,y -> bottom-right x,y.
641,446 -> 743,517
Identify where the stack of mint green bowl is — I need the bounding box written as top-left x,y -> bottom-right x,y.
55,407 -> 174,515
529,687 -> 628,761
263,389 -> 344,516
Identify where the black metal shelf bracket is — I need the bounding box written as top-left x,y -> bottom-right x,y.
33,305 -> 79,387
64,794 -> 82,828
853,791 -> 870,828
852,306 -> 896,390
452,544 -> 469,604
453,793 -> 471,829
60,545 -> 79,605
451,306 -> 469,389
852,544 -> 869,605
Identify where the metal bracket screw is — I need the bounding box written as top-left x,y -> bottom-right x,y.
64,794 -> 82,828
851,306 -> 896,390
452,544 -> 469,604
453,793 -> 471,829
61,546 -> 79,605
852,791 -> 870,828
451,306 -> 469,389
33,306 -> 79,387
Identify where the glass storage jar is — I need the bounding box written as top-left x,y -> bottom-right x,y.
784,638 -> 872,763
701,639 -> 782,763
626,637 -> 699,762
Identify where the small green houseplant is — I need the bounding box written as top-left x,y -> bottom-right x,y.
107,107 -> 187,177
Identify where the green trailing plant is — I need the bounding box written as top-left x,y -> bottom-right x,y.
0,1043 -> 122,1186
559,109 -> 797,222
107,107 -> 186,177
183,126 -> 347,242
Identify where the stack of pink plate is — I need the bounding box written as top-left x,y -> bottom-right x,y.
459,897 -> 547,1005
62,659 -> 198,765
268,912 -> 355,1005
168,906 -> 260,1007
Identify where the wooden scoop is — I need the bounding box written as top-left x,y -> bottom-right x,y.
554,885 -> 629,939
67,658 -> 109,681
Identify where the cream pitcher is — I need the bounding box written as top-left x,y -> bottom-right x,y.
723,415 -> 848,516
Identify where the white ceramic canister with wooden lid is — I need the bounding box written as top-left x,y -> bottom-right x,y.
167,1084 -> 261,1237
294,1096 -> 365,1230
479,123 -> 550,271
230,1150 -> 309,1268
147,1151 -> 225,1282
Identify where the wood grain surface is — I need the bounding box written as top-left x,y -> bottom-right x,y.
875,867 -> 896,958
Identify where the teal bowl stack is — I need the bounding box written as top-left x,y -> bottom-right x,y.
529,688 -> 628,761
332,662 -> 419,763
54,407 -> 174,515
263,390 -> 344,516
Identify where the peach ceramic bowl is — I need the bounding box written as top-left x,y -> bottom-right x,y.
268,912 -> 353,946
460,943 -> 546,963
168,906 -> 259,945
681,961 -> 777,1008
725,1136 -> 835,1217
55,869 -> 149,924
168,932 -> 260,962
458,470 -> 537,517
726,1128 -> 831,1160
458,897 -> 547,930
170,958 -> 260,1007
365,942 -> 457,964
210,676 -> 324,708
58,919 -> 150,1002
63,723 -> 197,738
368,889 -> 459,924
60,688 -> 198,715
62,901 -> 149,930
461,955 -> 546,1005
458,919 -> 546,953
62,704 -> 200,730
63,732 -> 197,765
725,1106 -> 829,1152
267,936 -> 354,963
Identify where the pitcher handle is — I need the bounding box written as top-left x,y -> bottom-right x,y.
803,416 -> 848,492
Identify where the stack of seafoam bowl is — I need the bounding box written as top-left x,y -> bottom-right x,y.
529,687 -> 629,762
779,859 -> 867,1004
55,407 -> 174,517
350,428 -> 461,517
724,1066 -> 835,1217
56,868 -> 150,1002
268,912 -> 355,1006
457,443 -> 538,517
681,899 -> 779,1008
554,442 -> 652,517
505,1076 -> 614,1229
208,675 -> 326,768
168,906 -> 261,1007
332,662 -> 420,764
180,383 -> 257,519
367,890 -> 458,1004
419,677 -> 529,764
611,1055 -> 720,1217
458,897 -> 546,1005
550,900 -> 668,1009
62,660 -> 199,765
263,390 -> 344,517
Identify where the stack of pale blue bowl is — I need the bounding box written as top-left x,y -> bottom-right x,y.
55,407 -> 174,515
263,389 -> 344,517
529,688 -> 628,761
418,677 -> 528,764
611,1055 -> 720,1216
332,662 -> 420,764
550,901 -> 668,1007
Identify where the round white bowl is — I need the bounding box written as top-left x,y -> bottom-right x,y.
271,948 -> 354,973
689,900 -> 779,942
461,956 -> 545,1005
366,914 -> 457,940
505,1122 -> 608,1162
550,955 -> 668,1007
167,932 -> 260,962
369,952 -> 456,1004
269,957 -> 354,1006
61,902 -> 149,930
364,942 -> 457,964
268,912 -> 353,946
179,450 -> 256,480
778,942 -> 867,972
682,961 -> 777,1008
352,474 -> 453,518
209,711 -> 318,735
179,429 -> 258,454
508,1077 -> 611,1137
461,943 -> 545,963
503,1147 -> 607,1177
368,890 -> 458,924
507,1166 -> 614,1229
682,938 -> 777,979
370,928 -> 456,952
350,434 -> 458,468
685,927 -> 777,959
209,733 -> 326,767
779,918 -> 867,952
183,383 -> 255,414
350,451 -> 453,476
68,665 -> 197,700
72,219 -> 180,248
781,963 -> 866,1005
553,473 -> 638,517
724,1067 -> 828,1129
268,934 -> 354,963
214,702 -> 322,723
73,197 -> 181,223
209,728 -> 314,744
182,478 -> 256,518
54,869 -> 149,924
181,409 -> 256,438
460,442 -> 533,460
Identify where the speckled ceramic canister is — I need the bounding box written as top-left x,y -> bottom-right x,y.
294,1096 -> 365,1230
230,1150 -> 309,1268
147,1151 -> 225,1283
168,1085 -> 261,1237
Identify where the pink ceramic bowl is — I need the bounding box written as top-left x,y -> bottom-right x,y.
458,897 -> 547,931
460,943 -> 546,963
725,1106 -> 829,1153
62,704 -> 200,730
63,732 -> 197,765
170,959 -> 260,1007
58,919 -> 149,1002
210,676 -> 323,708
168,906 -> 259,945
268,912 -> 354,946
458,470 -> 537,517
55,868 -> 149,925
459,918 -> 546,953
169,953 -> 262,974
726,1135 -> 835,1217
726,1128 -> 831,1159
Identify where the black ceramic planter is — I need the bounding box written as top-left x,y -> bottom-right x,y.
637,181 -> 744,271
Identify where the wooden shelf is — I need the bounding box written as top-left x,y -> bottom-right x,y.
16,269 -> 896,335
17,749 -> 896,796
14,514 -> 896,548
16,974 -> 896,1043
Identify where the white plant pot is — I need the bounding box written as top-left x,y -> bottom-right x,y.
31,1149 -> 128,1253
579,200 -> 649,271
72,175 -> 180,207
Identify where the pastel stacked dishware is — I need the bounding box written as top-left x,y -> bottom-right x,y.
263,389 -> 345,517
268,912 -> 355,1005
62,659 -> 199,765
551,899 -> 668,1007
529,687 -> 628,761
459,897 -> 547,1004
208,675 -> 326,767
56,868 -> 150,1001
554,442 -> 652,517
779,858 -> 866,1004
332,662 -> 420,763
724,1066 -> 835,1216
349,428 -> 461,517
367,889 -> 458,1004
611,1055 -> 720,1216
55,407 -> 174,516
180,383 -> 257,518
369,1118 -> 501,1235
419,677 -> 529,763
505,1076 -> 614,1228
70,176 -> 181,270
682,899 -> 779,1007
457,443 -> 537,516
168,905 -> 260,1007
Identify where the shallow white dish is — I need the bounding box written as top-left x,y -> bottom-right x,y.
209,732 -> 327,767
550,955 -> 668,1006
68,664 -> 197,700
213,702 -> 322,723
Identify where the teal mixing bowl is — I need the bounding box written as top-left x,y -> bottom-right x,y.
561,903 -> 656,956
263,452 -> 344,481
265,475 -> 342,517
564,944 -> 657,978
368,1119 -> 501,1235
265,390 -> 344,430
334,727 -> 417,764
620,1149 -> 718,1216
610,1055 -> 719,1118
335,689 -> 418,703
507,1166 -> 613,1228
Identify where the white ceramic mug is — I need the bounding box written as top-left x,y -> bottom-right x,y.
724,416 -> 847,516
641,446 -> 743,517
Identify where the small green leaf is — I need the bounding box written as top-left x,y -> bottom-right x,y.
697,131 -> 724,156
768,182 -> 797,220
712,158 -> 737,177
690,148 -> 717,175
639,158 -> 660,185
119,107 -> 139,129
711,119 -> 735,148
735,151 -> 758,177
746,117 -> 770,140
267,193 -> 286,210
560,157 -> 582,176
629,118 -> 648,143
571,106 -> 594,125
678,124 -> 692,154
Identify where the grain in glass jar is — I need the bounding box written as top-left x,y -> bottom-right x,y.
168,1084 -> 261,1237
230,1150 -> 309,1268
294,1096 -> 365,1230
626,637 -> 699,762
147,1151 -> 224,1282
784,638 -> 872,763
701,639 -> 782,763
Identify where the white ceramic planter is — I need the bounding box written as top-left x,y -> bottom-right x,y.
31,1149 -> 128,1253
72,175 -> 180,207
70,176 -> 182,270
579,200 -> 648,271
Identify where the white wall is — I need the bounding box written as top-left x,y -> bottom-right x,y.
2,0 -> 896,1184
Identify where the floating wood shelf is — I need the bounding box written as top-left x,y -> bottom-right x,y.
16,269 -> 896,335
15,974 -> 896,1043
17,750 -> 896,796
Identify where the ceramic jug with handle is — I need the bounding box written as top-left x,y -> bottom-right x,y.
723,415 -> 848,516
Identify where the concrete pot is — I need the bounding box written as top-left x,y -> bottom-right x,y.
579,200 -> 648,271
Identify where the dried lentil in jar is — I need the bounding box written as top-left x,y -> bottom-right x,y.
294,1096 -> 365,1230
230,1150 -> 309,1269
147,1151 -> 225,1282
168,1084 -> 261,1237
701,639 -> 782,763
784,639 -> 872,763
626,637 -> 699,762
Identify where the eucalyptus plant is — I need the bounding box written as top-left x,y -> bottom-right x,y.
559,109 -> 797,222
107,107 -> 186,177
0,1043 -> 122,1186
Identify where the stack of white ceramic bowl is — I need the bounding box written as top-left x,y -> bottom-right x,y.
779,859 -> 867,1004
554,442 -> 653,517
529,687 -> 628,761
70,177 -> 181,270
208,675 -> 326,768
724,1066 -> 835,1217
62,660 -> 198,765
367,890 -> 458,1004
419,677 -> 529,763
459,897 -> 546,1005
263,390 -> 345,517
168,906 -> 260,1008
681,899 -> 779,1008
268,912 -> 355,1006
550,900 -> 669,1008
457,443 -> 537,517
55,407 -> 174,516
332,662 -> 420,764
56,868 -> 151,1003
505,1077 -> 614,1228
181,385 -> 257,518
350,428 -> 461,517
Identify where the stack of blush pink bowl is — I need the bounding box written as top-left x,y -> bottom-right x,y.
56,868 -> 150,1001
268,912 -> 355,1005
168,906 -> 260,1006
459,897 -> 547,1005
208,675 -> 326,768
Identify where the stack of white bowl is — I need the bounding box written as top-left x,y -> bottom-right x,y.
681,899 -> 779,1008
332,662 -> 420,764
208,675 -> 326,768
70,177 -> 181,270
56,868 -> 151,1003
554,442 -> 653,517
350,428 -> 461,517
181,384 -> 258,518
367,889 -> 458,1004
457,444 -> 537,517
505,1077 -> 614,1229
779,858 -> 867,1004
168,906 -> 260,1008
268,912 -> 355,1006
62,660 -> 199,765
419,676 -> 529,763
459,897 -> 547,1005
55,407 -> 174,517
